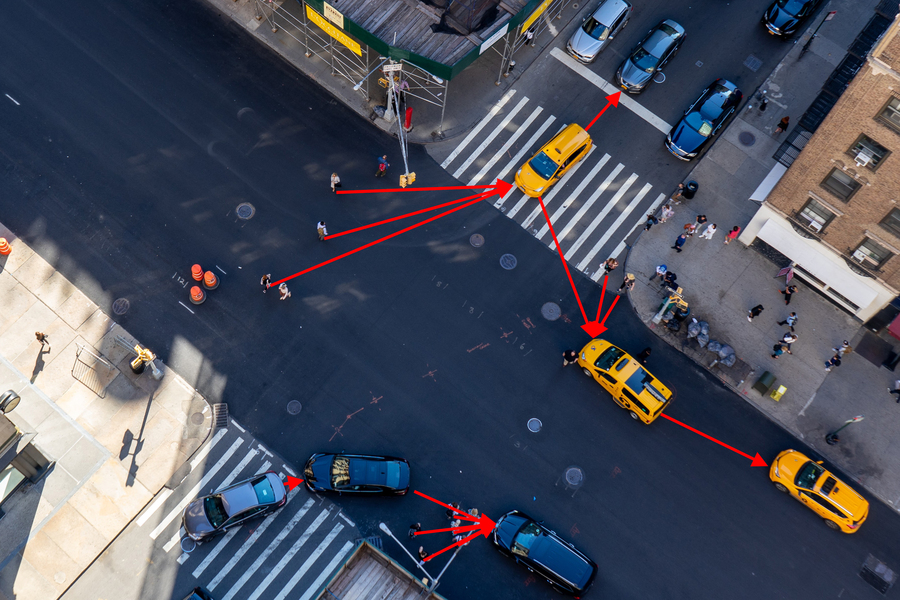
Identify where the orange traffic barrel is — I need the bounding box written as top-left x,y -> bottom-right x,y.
0,238 -> 10,256
189,286 -> 206,305
202,271 -> 219,290
191,264 -> 203,281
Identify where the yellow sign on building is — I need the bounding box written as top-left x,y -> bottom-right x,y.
522,0 -> 553,32
306,4 -> 361,56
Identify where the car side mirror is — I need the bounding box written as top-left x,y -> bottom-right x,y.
816,460 -> 824,465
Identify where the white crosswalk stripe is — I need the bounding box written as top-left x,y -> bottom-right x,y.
441,89 -> 516,169
577,181 -> 653,270
468,105 -> 543,187
493,119 -> 559,208
452,95 -> 529,179
273,523 -> 346,600
565,172 -> 639,261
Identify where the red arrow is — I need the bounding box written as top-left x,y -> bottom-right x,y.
420,528 -> 485,562
284,476 -> 304,491
582,275 -> 621,337
414,514 -> 496,538
584,92 -> 621,132
660,414 -> 768,467
336,178 -> 512,197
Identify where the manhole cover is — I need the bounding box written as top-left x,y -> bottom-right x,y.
738,132 -> 756,147
743,55 -> 763,72
541,302 -> 561,321
287,400 -> 303,415
112,298 -> 130,315
500,254 -> 517,270
527,418 -> 542,433
236,203 -> 256,220
565,466 -> 584,486
469,233 -> 484,247
180,537 -> 196,553
190,412 -> 205,425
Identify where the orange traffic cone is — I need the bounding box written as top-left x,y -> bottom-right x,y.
0,238 -> 10,256
190,286 -> 206,305
191,264 -> 203,281
202,271 -> 219,290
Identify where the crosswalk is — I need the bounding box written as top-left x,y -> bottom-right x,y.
441,88 -> 668,282
135,423 -> 357,600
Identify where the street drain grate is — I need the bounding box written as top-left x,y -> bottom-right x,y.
860,554 -> 895,594
469,233 -> 484,247
500,254 -> 517,270
738,132 -> 756,147
236,203 -> 256,220
355,535 -> 383,550
743,55 -> 763,72
112,298 -> 130,315
527,418 -> 542,433
287,400 -> 302,415
541,302 -> 561,321
212,403 -> 228,429
564,466 -> 585,487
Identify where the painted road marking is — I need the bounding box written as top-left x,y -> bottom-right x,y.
468,105 -> 543,186
493,117 -> 558,207
507,145 -> 597,221
578,180 -> 652,270
543,163 -> 623,245
600,192 -> 667,280
296,540 -> 355,600
522,149 -> 604,231
441,90 -> 516,169
567,172 -> 639,261
452,95 -> 529,179
273,523 -> 345,600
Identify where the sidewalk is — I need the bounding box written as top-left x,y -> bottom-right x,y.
0,222 -> 211,600
625,0 -> 900,512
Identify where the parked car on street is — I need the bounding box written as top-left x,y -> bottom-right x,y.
515,124 -> 592,197
666,79 -> 743,160
182,471 -> 287,542
769,449 -> 869,533
566,0 -> 633,63
762,0 -> 822,38
493,510 -> 598,597
303,453 -> 410,495
615,19 -> 685,93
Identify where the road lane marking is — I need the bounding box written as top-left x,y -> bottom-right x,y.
189,428 -> 228,471
468,105 -> 543,186
453,95 -> 529,179
567,172 -> 639,261
578,180 -> 652,270
601,192 -> 667,278
136,489 -> 172,528
493,117 -> 558,208
441,90 -> 516,169
216,448 -> 259,489
272,523 -> 345,600
542,163 -> 622,244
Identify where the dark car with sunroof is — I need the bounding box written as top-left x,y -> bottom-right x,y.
666,79 -> 742,160
762,0 -> 822,38
615,19 -> 685,93
493,510 -> 598,597
182,471 -> 287,542
303,453 -> 410,495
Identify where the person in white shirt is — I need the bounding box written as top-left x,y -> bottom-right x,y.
699,223 -> 717,240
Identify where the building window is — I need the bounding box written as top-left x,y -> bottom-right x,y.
852,238 -> 892,269
848,135 -> 889,170
798,198 -> 836,232
881,209 -> 900,238
878,97 -> 900,133
820,168 -> 860,202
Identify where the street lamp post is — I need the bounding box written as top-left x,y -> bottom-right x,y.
379,522 -> 461,594
825,414 -> 863,445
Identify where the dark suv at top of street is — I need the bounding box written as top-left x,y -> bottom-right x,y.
615,19 -> 685,93
762,0 -> 822,38
493,510 -> 598,597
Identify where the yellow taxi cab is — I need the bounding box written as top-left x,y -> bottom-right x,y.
576,339 -> 672,423
769,449 -> 868,533
515,124 -> 592,197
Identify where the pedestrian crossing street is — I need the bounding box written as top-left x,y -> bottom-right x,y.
440,89 -> 668,282
135,423 -> 358,600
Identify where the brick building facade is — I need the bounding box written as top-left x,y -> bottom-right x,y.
741,11 -> 900,322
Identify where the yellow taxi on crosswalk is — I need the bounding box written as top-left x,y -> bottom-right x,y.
769,449 -> 868,533
577,339 -> 672,423
515,124 -> 592,197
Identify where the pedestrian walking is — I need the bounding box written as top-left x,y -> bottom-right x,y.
832,340 -> 852,356
602,257 -> 619,275
672,233 -> 688,252
659,204 -> 675,223
376,155 -> 389,177
748,304 -> 764,322
661,271 -> 678,291
888,380 -> 900,402
699,223 -> 717,240
724,226 -> 741,245
775,116 -> 790,134
683,223 -> 696,237
637,348 -> 651,364
778,312 -> 798,332
408,523 -> 421,538
418,546 -> 429,561
278,282 -> 291,301
692,215 -> 708,235
670,183 -> 686,205
446,502 -> 461,519
780,284 -> 798,305
650,264 -> 667,281
759,97 -> 769,112
330,173 -> 341,193
781,332 -> 798,353
35,332 -> 50,350
563,349 -> 578,366
260,274 -> 271,293
644,213 -> 659,231
824,353 -> 842,372
524,28 -> 535,46
618,273 -> 636,294
771,343 -> 786,359
317,221 -> 328,241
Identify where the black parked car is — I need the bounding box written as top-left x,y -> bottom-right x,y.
303,453 -> 410,495
615,19 -> 685,94
762,0 -> 822,38
666,79 -> 743,161
182,471 -> 287,542
493,510 -> 598,597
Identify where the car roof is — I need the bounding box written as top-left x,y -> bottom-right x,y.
220,480 -> 259,516
543,124 -> 590,162
644,20 -> 684,55
528,525 -> 596,587
591,0 -> 631,23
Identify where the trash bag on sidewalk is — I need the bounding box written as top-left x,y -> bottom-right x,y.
697,333 -> 709,347
687,321 -> 701,339
699,321 -> 710,336
666,319 -> 681,332
707,340 -> 723,354
720,353 -> 737,367
717,344 -> 735,358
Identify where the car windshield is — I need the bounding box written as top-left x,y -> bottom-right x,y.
631,47 -> 659,72
583,17 -> 610,40
253,477 -> 276,504
204,495 -> 228,529
511,521 -> 542,557
528,151 -> 559,180
684,112 -> 713,137
795,461 -> 824,489
776,0 -> 807,15
593,346 -> 625,370
385,462 -> 400,489
331,456 -> 351,488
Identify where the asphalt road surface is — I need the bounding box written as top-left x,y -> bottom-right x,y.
2,1 -> 899,599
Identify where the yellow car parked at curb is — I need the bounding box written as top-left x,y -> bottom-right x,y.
769,449 -> 868,533
577,339 -> 672,423
514,124 -> 592,197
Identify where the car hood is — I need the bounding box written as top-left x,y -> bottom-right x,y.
765,5 -> 798,32
183,498 -> 216,537
774,451 -> 805,481
515,165 -> 549,197
668,119 -> 707,154
569,29 -> 605,58
619,59 -> 651,87
493,511 -> 528,549
304,455 -> 334,490
397,461 -> 410,490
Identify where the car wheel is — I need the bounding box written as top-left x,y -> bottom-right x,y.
629,411 -> 640,420
773,482 -> 789,493
582,368 -> 593,378
824,519 -> 841,531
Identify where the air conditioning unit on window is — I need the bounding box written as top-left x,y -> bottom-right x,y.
855,151 -> 873,167
808,220 -> 823,232
852,249 -> 869,262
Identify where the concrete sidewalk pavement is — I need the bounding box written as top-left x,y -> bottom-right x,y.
624,0 -> 900,513
0,222 -> 212,600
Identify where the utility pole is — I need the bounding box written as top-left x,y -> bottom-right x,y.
825,414 -> 863,445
